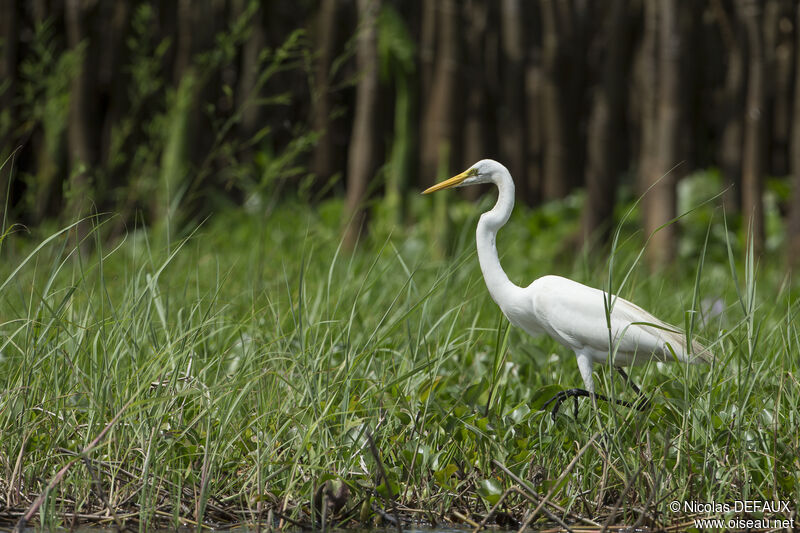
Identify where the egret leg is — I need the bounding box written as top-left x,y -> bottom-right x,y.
614,367 -> 651,411
542,388 -> 643,421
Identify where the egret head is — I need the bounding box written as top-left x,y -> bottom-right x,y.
422,159 -> 506,194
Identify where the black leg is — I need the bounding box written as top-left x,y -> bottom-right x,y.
542,387 -> 647,421
614,367 -> 651,411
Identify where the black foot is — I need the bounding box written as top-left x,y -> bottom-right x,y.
542,386 -> 649,422
542,389 -> 594,421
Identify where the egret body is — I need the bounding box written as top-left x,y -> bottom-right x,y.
423,159 -> 710,417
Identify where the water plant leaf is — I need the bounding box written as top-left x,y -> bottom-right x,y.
477,478 -> 503,505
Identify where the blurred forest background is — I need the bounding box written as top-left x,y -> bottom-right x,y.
2,0 -> 800,269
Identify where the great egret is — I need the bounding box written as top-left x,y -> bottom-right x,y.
423,159 -> 710,419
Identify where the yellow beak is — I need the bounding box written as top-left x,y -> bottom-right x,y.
422,168 -> 475,194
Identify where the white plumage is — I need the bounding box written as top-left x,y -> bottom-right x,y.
423,159 -> 710,413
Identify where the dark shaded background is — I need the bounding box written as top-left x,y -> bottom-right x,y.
1,0 -> 799,268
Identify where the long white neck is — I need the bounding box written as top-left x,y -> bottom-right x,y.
476,168 -> 521,307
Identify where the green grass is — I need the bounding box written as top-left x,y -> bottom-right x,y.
0,193 -> 798,531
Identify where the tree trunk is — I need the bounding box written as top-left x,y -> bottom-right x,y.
311,0 -> 341,183
637,0 -> 658,199
462,0 -> 489,168
524,4 -> 543,206
237,1 -> 268,144
540,0 -> 566,200
97,1 -> 130,198
0,0 -> 15,217
499,0 -> 527,197
740,0 -> 765,252
539,0 -> 582,200
30,3 -> 62,221
525,59 -> 543,206
0,0 -> 17,161
643,0 -> 682,270
343,0 -> 381,250
157,0 -> 196,230
712,0 -> 745,212
65,0 -> 96,219
787,6 -> 800,268
419,0 -> 460,183
581,0 -> 630,247
383,4 -> 418,224
764,0 -> 793,176
420,1 -> 437,97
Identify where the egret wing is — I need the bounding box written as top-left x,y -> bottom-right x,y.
528,276 -> 708,364
610,296 -> 710,362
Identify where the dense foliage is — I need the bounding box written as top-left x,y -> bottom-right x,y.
0,189 -> 797,529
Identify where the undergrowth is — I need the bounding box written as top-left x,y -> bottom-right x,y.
0,193 -> 798,531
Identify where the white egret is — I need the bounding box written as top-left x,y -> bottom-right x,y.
423,159 -> 711,419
